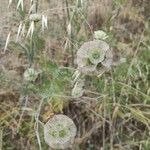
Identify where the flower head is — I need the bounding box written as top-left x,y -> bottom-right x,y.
23,68 -> 39,81
44,115 -> 77,149
29,14 -> 41,22
94,30 -> 108,40
76,40 -> 112,75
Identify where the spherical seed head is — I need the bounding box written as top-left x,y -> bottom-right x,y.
94,30 -> 108,40
23,68 -> 38,81
29,14 -> 41,22
44,115 -> 77,149
76,40 -> 111,75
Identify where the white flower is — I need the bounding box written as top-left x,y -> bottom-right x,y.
44,115 -> 77,149
94,30 -> 108,40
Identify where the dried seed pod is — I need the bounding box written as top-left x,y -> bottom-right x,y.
101,48 -> 113,69
94,30 -> 108,40
29,14 -> 41,22
44,115 -> 77,149
76,40 -> 112,75
23,68 -> 40,81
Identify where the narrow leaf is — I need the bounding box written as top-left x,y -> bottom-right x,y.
4,32 -> 11,53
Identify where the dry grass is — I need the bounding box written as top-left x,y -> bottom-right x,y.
0,0 -> 150,150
